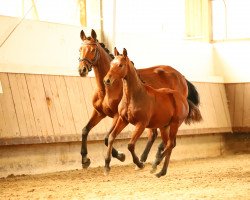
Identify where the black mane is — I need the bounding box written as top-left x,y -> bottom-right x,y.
99,42 -> 115,59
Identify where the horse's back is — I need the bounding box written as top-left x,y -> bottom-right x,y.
137,65 -> 188,98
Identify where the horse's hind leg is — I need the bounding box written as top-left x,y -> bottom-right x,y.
140,128 -> 158,162
104,115 -> 125,162
81,110 -> 105,168
128,123 -> 146,169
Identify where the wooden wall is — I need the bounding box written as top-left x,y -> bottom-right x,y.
0,73 -> 232,146
225,83 -> 250,132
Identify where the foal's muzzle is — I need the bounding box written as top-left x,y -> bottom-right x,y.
103,78 -> 111,86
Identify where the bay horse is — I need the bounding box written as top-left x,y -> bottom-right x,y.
103,48 -> 195,177
78,29 -> 202,168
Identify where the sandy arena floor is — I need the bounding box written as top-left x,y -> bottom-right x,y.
0,154 -> 249,200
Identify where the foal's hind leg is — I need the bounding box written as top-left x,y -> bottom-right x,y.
104,115 -> 125,162
128,123 -> 147,169
140,129 -> 158,162
81,110 -> 105,168
154,124 -> 178,178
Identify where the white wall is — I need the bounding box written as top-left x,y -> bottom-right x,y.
115,33 -> 216,82
3,14 -> 249,83
213,41 -> 250,83
0,16 -> 84,76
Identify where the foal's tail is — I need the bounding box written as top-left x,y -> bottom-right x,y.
185,79 -> 203,124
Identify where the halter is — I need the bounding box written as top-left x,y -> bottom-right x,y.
79,42 -> 100,72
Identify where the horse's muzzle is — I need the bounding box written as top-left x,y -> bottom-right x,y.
79,68 -> 88,77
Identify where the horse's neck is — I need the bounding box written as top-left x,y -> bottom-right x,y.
123,63 -> 145,102
93,48 -> 111,92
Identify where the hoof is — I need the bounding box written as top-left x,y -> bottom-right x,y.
150,166 -> 157,174
82,157 -> 91,169
140,155 -> 147,163
104,167 -> 110,176
117,152 -> 126,162
155,173 -> 162,178
135,163 -> 145,171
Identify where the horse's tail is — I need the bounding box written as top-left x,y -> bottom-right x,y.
185,100 -> 203,125
185,79 -> 202,124
186,79 -> 200,106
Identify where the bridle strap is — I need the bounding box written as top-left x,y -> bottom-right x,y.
79,43 -> 100,72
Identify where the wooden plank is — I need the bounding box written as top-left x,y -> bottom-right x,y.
75,77 -> 91,124
0,73 -> 20,137
65,76 -> 93,134
19,74 -> 37,136
233,84 -> 244,128
26,74 -> 54,136
0,96 -> 7,137
42,75 -> 61,135
243,83 -> 250,127
8,74 -> 29,137
193,82 -> 211,129
219,84 -> 232,128
47,75 -> 72,135
54,76 -> 76,135
225,84 -> 235,128
210,83 -> 228,128
80,77 -> 95,118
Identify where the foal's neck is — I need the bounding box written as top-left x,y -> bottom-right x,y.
123,62 -> 145,101
93,46 -> 112,92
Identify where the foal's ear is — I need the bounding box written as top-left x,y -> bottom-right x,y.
114,47 -> 120,56
123,48 -> 127,57
91,29 -> 97,41
80,30 -> 86,41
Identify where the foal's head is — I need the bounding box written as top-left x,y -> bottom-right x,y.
103,48 -> 131,86
78,29 -> 100,77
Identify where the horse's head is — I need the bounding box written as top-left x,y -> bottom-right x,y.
104,48 -> 130,86
78,29 -> 100,77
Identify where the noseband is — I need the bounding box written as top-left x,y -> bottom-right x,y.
79,43 -> 100,72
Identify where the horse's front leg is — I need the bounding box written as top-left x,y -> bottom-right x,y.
140,128 -> 158,162
104,115 -> 125,162
128,123 -> 146,169
81,109 -> 105,168
104,117 -> 128,175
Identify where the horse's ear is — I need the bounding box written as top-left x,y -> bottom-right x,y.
114,47 -> 119,56
91,29 -> 97,41
80,30 -> 86,41
123,48 -> 127,57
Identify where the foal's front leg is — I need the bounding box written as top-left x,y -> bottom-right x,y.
128,123 -> 147,169
104,114 -> 125,162
104,117 -> 128,175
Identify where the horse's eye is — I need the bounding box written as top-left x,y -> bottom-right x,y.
119,64 -> 123,67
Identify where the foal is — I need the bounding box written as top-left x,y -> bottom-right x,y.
103,48 -> 190,177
